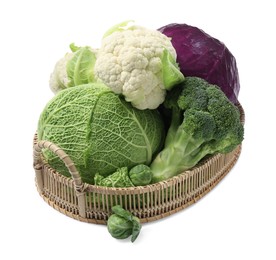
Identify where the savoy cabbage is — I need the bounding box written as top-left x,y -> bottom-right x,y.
38,83 -> 164,184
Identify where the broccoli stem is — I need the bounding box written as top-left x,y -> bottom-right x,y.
164,106 -> 182,147
150,147 -> 186,183
151,130 -> 208,183
150,144 -> 212,183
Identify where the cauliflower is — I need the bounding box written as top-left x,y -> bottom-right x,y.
49,44 -> 97,94
94,22 -> 184,110
49,52 -> 74,94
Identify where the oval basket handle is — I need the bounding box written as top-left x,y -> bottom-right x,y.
33,140 -> 86,218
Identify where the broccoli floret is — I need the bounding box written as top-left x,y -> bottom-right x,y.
151,77 -> 244,183
178,76 -> 209,111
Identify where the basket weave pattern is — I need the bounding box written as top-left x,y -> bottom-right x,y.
33,104 -> 244,224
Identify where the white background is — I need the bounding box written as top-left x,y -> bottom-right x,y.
0,0 -> 275,259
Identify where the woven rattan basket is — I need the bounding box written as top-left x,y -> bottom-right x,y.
33,103 -> 244,224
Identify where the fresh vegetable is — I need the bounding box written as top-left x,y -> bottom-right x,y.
38,83 -> 164,184
150,77 -> 244,183
94,164 -> 152,187
94,21 -> 184,110
158,23 -> 240,103
94,167 -> 134,187
107,205 -> 141,242
49,43 -> 97,93
129,164 -> 152,186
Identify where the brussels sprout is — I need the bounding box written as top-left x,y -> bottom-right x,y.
107,205 -> 141,242
129,164 -> 152,186
107,215 -> 133,239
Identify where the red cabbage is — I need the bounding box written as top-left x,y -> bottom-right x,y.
158,23 -> 240,103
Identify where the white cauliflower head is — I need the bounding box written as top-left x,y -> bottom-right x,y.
49,52 -> 74,94
94,22 -> 184,110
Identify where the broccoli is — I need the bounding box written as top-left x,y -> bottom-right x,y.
150,77 -> 244,183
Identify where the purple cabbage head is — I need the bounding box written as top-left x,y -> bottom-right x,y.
158,23 -> 240,103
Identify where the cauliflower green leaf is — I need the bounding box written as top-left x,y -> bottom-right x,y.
49,44 -> 97,94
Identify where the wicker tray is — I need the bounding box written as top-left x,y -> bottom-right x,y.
33,103 -> 244,224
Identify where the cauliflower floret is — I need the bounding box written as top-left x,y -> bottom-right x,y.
49,52 -> 74,94
94,24 -> 184,110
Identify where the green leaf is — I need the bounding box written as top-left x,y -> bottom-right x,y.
131,217 -> 142,242
103,20 -> 135,38
111,205 -> 133,221
69,43 -> 81,52
66,46 -> 97,87
161,49 -> 185,90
